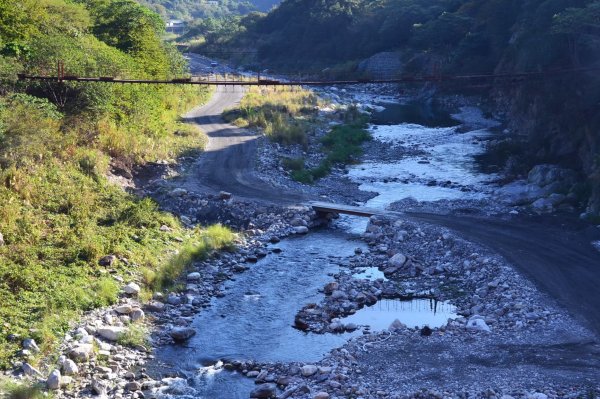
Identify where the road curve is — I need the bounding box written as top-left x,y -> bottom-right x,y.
181,88 -> 307,203
185,89 -> 600,336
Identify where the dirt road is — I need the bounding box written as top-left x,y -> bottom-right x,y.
180,88 -> 307,203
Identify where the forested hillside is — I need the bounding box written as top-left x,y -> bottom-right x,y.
0,0 -> 222,368
138,0 -> 280,20
200,0 -> 600,216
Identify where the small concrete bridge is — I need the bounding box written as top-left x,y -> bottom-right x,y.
308,201 -> 401,219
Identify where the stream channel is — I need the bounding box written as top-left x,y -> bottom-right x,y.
152,98 -> 498,398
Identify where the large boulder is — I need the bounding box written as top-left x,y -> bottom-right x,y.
170,327 -> 196,342
47,369 -> 61,390
97,326 -> 125,341
123,282 -> 141,295
69,344 -> 93,362
250,383 -> 277,398
62,359 -> 79,375
300,365 -> 318,377
528,164 -> 577,191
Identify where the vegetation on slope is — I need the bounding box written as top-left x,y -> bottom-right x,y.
138,0 -> 280,20
201,0 -> 600,214
0,0 -> 231,369
224,86 -> 370,183
223,86 -> 319,146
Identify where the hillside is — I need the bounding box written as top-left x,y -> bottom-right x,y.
0,0 -> 225,368
138,0 -> 280,20
197,0 -> 600,217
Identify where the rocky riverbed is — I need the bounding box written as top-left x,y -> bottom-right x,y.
4,81 -> 599,399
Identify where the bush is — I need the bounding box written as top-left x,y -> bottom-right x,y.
117,324 -> 150,349
281,157 -> 305,171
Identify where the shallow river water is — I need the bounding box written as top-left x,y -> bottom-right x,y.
153,99 -> 494,398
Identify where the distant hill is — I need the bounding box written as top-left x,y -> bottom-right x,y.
138,0 -> 280,20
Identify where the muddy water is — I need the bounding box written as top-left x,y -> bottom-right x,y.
153,230 -> 365,398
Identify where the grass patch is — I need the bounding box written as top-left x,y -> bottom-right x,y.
290,109 -> 371,184
223,86 -> 319,147
117,324 -> 150,349
0,380 -> 47,399
149,224 -> 236,292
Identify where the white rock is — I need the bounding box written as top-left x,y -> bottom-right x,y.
22,362 -> 43,377
115,304 -> 133,314
47,369 -> 61,390
389,253 -> 407,268
529,394 -> 548,399
301,364 -> 318,377
466,316 -> 491,332
187,272 -> 201,281
22,338 -> 40,352
294,226 -> 309,234
130,308 -> 145,322
62,359 -> 79,375
69,344 -> 93,362
97,326 -> 126,341
123,282 -> 141,295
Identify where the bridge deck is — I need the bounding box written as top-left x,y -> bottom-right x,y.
309,201 -> 394,218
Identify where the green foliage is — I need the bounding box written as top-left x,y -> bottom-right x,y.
137,0 -> 278,20
290,110 -> 370,183
117,324 -> 150,348
0,0 -> 218,369
0,380 -> 47,399
224,86 -> 318,146
150,225 -> 235,291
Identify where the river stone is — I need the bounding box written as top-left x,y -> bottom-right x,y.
170,188 -> 187,197
294,226 -> 309,234
301,365 -> 318,377
47,369 -> 61,390
69,344 -> 93,362
323,282 -> 338,295
62,359 -> 79,375
187,272 -> 201,281
98,255 -> 117,266
146,301 -> 165,312
92,378 -> 108,396
22,362 -> 43,377
97,326 -> 125,341
123,282 -> 141,295
170,327 -> 196,342
250,383 -> 277,398
130,308 -> 145,322
389,319 -> 407,331
115,304 -> 133,314
22,338 -> 40,352
219,191 -> 232,200
125,381 -> 141,392
314,393 -> 330,399
389,253 -> 407,268
466,316 -> 491,332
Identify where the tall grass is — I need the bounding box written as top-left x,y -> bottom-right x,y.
144,224 -> 236,292
223,87 -> 319,147
0,90 -> 231,368
288,109 -> 371,184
